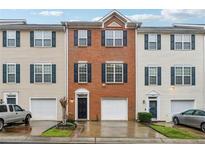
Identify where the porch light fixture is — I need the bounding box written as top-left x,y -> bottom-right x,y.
170,86 -> 175,91
102,83 -> 106,87
69,98 -> 74,104
143,100 -> 145,104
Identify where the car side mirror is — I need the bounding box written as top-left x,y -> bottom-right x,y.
181,112 -> 184,115
22,109 -> 25,111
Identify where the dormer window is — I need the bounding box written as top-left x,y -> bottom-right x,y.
105,30 -> 123,47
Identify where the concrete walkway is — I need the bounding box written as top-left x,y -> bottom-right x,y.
79,121 -> 166,138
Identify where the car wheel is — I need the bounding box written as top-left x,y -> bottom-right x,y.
0,120 -> 4,131
201,123 -> 205,133
173,117 -> 179,125
25,115 -> 31,125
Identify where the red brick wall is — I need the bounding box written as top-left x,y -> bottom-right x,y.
68,23 -> 136,120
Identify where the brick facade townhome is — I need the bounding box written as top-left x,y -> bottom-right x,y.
63,10 -> 140,121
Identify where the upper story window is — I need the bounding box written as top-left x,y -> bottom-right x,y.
7,31 -> 16,47
175,34 -> 191,50
74,63 -> 91,83
3,31 -> 20,47
105,30 -> 123,47
78,63 -> 88,83
74,30 -> 91,47
144,34 -> 161,50
34,31 -> 52,47
3,63 -> 20,84
106,63 -> 123,83
30,64 -> 56,84
171,66 -> 195,86
7,64 -> 16,83
145,66 -> 161,86
34,64 -> 52,83
78,30 -> 87,46
171,34 -> 195,50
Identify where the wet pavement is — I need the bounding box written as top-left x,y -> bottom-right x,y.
79,121 -> 166,138
155,122 -> 205,138
0,120 -> 58,137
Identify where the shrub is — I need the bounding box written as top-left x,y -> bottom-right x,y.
138,112 -> 152,123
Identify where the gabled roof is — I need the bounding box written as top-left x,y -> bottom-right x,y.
62,10 -> 141,28
98,9 -> 132,23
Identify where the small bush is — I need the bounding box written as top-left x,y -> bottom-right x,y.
138,112 -> 152,123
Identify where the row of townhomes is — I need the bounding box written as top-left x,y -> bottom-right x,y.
0,10 -> 205,122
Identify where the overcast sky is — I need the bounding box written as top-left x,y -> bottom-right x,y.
0,9 -> 205,26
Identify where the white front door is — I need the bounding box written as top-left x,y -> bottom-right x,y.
101,98 -> 128,121
30,98 -> 57,120
3,92 -> 18,105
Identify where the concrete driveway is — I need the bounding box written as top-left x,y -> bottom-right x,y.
0,121 -> 58,137
79,121 -> 166,138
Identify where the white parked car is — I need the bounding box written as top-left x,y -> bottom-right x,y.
0,104 -> 32,131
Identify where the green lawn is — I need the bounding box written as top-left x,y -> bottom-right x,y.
42,128 -> 73,137
150,124 -> 202,139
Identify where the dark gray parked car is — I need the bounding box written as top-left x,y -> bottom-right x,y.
172,109 -> 205,132
0,104 -> 32,131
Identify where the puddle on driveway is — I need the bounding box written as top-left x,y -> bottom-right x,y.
0,123 -> 32,135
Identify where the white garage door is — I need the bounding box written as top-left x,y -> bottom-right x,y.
101,98 -> 128,120
31,98 -> 57,120
171,100 -> 194,115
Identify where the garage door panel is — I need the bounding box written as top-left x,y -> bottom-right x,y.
101,99 -> 128,121
171,100 -> 194,115
31,98 -> 57,120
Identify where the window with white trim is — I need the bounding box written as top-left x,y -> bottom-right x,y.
78,30 -> 87,46
148,34 -> 157,50
106,63 -> 123,83
34,31 -> 52,47
149,67 -> 157,85
7,31 -> 16,47
7,64 -> 16,83
175,67 -> 192,85
34,64 -> 52,83
105,30 -> 123,47
175,34 -> 191,50
78,63 -> 88,83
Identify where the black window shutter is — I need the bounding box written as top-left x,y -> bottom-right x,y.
157,34 -> 161,50
123,63 -> 128,83
74,30 -> 78,46
171,67 -> 175,85
102,63 -> 106,83
192,67 -> 195,85
3,64 -> 7,83
16,31 -> 20,47
145,67 -> 149,85
87,30 -> 91,46
191,34 -> 195,50
170,35 -> 175,50
52,64 -> 56,83
30,64 -> 34,83
88,63 -> 92,82
74,63 -> 78,82
3,31 -> 7,47
123,30 -> 127,46
52,31 -> 56,47
16,64 -> 20,83
144,34 -> 148,50
101,30 -> 105,46
157,67 -> 161,85
30,31 -> 34,47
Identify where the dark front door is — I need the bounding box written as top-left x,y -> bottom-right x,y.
149,100 -> 157,119
78,98 -> 87,119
